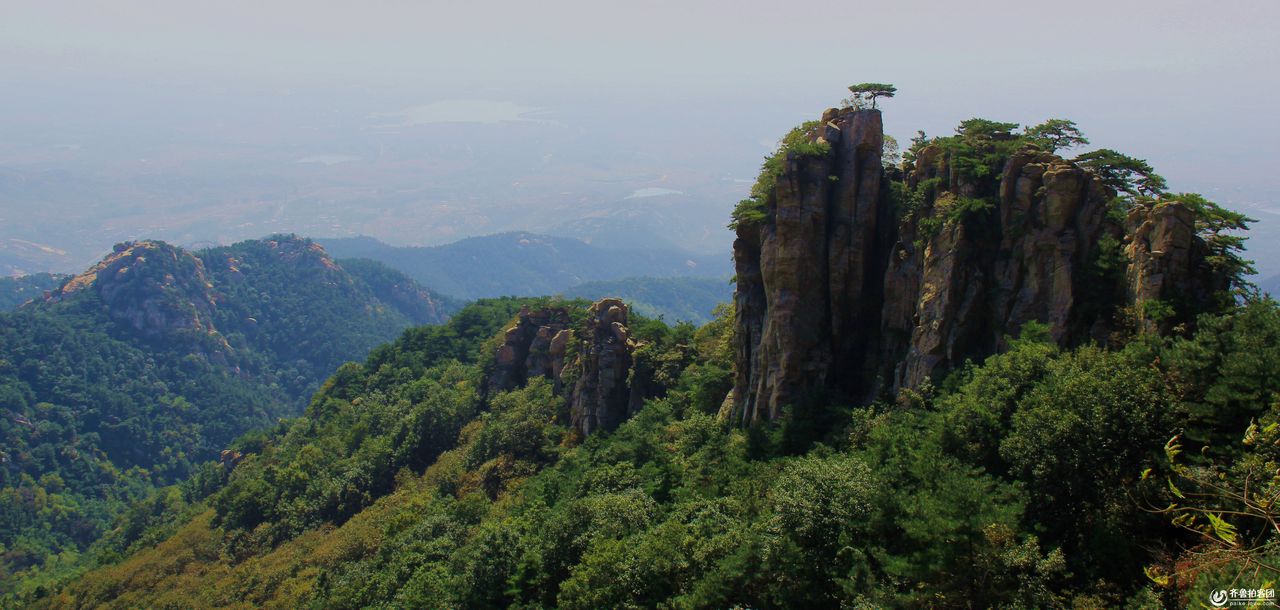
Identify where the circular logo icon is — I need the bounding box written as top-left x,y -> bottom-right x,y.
1210,589 -> 1229,607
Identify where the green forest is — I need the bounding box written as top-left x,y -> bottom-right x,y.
0,274 -> 66,312
25,292 -> 1280,608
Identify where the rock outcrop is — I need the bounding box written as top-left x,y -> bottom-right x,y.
733,109 -> 890,423
50,241 -> 227,351
1124,201 -> 1220,332
488,304 -> 573,395
732,107 -> 1219,425
895,147 -> 1116,390
567,298 -> 639,436
486,298 -> 646,437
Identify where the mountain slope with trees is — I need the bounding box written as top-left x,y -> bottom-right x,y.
0,236 -> 451,596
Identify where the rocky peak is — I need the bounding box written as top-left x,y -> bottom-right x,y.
263,235 -> 343,272
214,235 -> 343,282
732,108 -> 1219,426
49,241 -> 227,351
733,108 -> 888,424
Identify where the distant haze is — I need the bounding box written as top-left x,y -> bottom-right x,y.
2,0 -> 1278,278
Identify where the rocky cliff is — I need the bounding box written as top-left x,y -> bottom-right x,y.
487,298 -> 645,437
732,107 -> 1218,425
567,298 -> 640,436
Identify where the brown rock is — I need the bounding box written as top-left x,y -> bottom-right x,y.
1124,201 -> 1219,332
486,305 -> 573,395
484,298 -> 651,437
732,110 -> 1222,425
48,241 -> 231,358
733,109 -> 886,424
568,298 -> 637,436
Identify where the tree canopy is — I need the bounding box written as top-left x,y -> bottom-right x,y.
1073,148 -> 1168,197
845,82 -> 896,109
1023,118 -> 1090,152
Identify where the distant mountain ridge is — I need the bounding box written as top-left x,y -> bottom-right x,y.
0,272 -> 66,311
318,232 -> 731,301
1259,272 -> 1280,294
562,276 -> 731,324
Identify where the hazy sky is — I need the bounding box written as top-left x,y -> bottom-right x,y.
2,0 -> 1279,273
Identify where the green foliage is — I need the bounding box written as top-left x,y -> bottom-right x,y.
1142,298 -> 1176,323
914,193 -> 996,246
50,299 -> 1280,610
1022,118 -> 1089,152
1159,299 -> 1280,453
731,121 -> 830,230
1173,192 -> 1257,293
0,237 -> 450,598
881,134 -> 901,167
949,195 -> 996,220
466,378 -> 567,487
1141,304 -> 1280,596
0,306 -> 292,598
902,129 -> 930,165
768,452 -> 875,561
1073,148 -> 1168,197
957,118 -> 1020,138
936,118 -> 1024,183
1079,231 -> 1128,323
844,82 -> 897,109
209,299 -> 543,546
200,237 -> 449,391
997,346 -> 1173,571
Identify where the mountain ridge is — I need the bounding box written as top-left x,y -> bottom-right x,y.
317,232 -> 731,300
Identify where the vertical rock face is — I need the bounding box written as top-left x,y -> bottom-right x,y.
1124,201 -> 1220,333
487,304 -> 573,395
734,109 -> 887,424
486,298 -> 643,437
896,148 -> 1116,389
568,298 -> 638,436
732,108 -> 1219,425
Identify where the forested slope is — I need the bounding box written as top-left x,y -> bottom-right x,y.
0,236 -> 450,597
